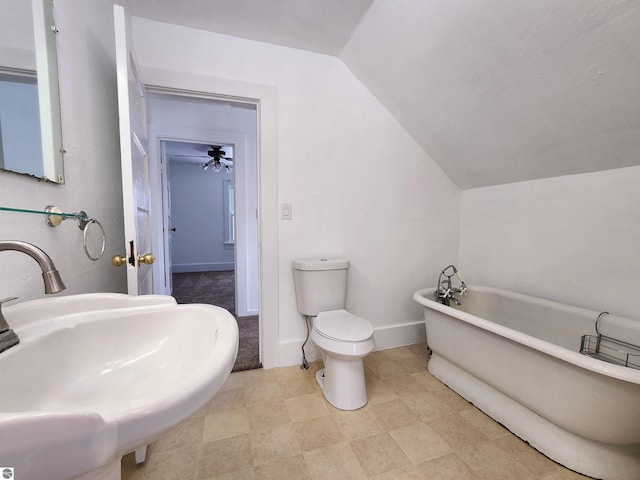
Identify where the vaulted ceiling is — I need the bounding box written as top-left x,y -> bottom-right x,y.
122,0 -> 640,189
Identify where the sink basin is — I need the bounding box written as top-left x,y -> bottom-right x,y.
0,294 -> 239,480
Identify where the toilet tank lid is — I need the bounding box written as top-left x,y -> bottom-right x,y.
315,309 -> 374,342
292,257 -> 349,271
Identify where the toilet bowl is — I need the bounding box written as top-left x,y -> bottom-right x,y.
311,309 -> 375,410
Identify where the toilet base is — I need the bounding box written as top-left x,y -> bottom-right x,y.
315,355 -> 368,410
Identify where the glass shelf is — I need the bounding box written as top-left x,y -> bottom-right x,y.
0,205 -> 86,220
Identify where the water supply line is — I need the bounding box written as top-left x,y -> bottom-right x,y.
300,315 -> 311,370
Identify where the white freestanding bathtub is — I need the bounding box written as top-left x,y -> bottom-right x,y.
413,286 -> 640,480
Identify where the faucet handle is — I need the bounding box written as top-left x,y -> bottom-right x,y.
0,297 -> 18,333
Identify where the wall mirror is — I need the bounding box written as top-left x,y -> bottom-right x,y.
0,0 -> 64,183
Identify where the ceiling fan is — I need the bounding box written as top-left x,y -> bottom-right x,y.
173,145 -> 233,172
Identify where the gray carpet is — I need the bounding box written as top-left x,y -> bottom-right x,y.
172,271 -> 261,372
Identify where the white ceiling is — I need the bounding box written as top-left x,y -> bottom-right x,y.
165,141 -> 233,165
123,0 -> 640,189
120,0 -> 373,56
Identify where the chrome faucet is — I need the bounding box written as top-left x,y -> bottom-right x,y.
435,264 -> 467,306
0,240 -> 66,353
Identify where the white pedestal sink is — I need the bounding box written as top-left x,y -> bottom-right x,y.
0,293 -> 239,480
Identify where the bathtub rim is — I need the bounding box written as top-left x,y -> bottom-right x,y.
413,285 -> 640,384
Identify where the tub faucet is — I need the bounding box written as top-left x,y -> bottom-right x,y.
448,295 -> 462,306
0,240 -> 66,353
435,264 -> 467,306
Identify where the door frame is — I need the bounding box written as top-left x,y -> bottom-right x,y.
143,76 -> 278,369
158,131 -> 256,317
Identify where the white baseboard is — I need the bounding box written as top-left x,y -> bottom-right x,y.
172,263 -> 234,273
279,338 -> 322,368
372,320 -> 426,351
277,319 -> 426,368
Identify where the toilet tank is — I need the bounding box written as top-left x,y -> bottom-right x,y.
292,257 -> 349,316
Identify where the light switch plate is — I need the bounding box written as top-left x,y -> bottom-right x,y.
281,203 -> 292,220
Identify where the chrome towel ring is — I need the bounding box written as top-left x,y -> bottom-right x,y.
78,212 -> 106,261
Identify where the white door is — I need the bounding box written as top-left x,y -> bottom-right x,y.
114,4 -> 153,295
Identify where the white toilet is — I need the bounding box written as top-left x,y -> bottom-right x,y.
292,257 -> 375,410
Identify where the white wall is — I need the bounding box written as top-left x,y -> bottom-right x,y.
169,160 -> 234,272
460,165 -> 640,320
0,0 -> 126,302
132,18 -> 461,366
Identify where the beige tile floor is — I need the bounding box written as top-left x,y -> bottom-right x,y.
122,344 -> 591,480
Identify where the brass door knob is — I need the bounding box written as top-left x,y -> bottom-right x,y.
111,255 -> 127,267
138,253 -> 155,265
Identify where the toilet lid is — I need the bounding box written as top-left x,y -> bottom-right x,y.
315,309 -> 374,342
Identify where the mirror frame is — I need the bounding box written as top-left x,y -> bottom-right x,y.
32,0 -> 64,183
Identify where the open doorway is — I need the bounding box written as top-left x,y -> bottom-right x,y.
146,92 -> 260,371
164,140 -> 235,303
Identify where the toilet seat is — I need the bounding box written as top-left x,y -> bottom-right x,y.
315,309 -> 373,343
312,309 -> 375,360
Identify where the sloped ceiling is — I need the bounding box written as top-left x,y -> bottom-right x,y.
123,0 -> 640,189
341,0 -> 640,188
119,0 -> 373,55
